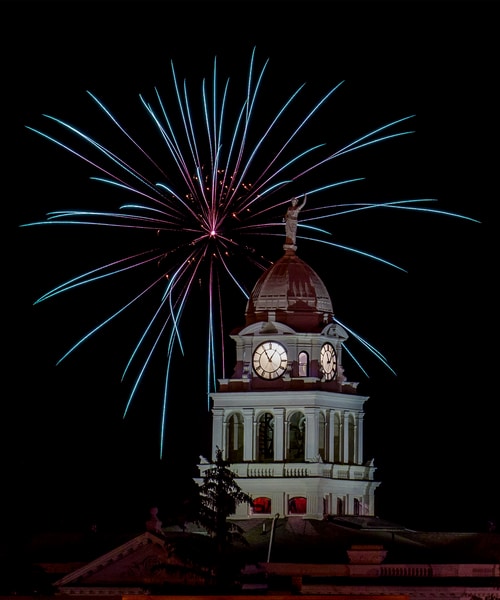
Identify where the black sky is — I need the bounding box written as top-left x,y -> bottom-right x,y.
4,1 -> 497,535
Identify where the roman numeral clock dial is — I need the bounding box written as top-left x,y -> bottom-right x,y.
320,342 -> 337,381
252,341 -> 288,380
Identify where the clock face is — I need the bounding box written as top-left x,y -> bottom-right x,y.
320,342 -> 337,381
253,341 -> 288,380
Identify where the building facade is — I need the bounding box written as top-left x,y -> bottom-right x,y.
198,237 -> 380,519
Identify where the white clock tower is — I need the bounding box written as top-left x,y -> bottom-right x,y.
198,225 -> 380,520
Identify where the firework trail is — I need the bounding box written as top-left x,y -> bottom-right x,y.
21,47 -> 479,456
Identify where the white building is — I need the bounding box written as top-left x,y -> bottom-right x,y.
197,242 -> 380,520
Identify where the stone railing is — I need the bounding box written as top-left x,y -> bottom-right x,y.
229,462 -> 374,480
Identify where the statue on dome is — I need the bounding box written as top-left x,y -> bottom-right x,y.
283,194 -> 307,248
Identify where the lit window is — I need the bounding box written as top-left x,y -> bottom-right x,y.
298,351 -> 308,377
288,496 -> 306,514
253,497 -> 272,514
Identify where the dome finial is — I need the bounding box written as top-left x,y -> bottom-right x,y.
283,194 -> 307,252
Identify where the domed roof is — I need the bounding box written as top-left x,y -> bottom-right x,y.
245,249 -> 334,332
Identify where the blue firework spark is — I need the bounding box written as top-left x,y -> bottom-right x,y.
21,48 -> 479,457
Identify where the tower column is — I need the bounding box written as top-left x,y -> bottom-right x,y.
338,413 -> 344,463
356,413 -> 364,465
273,408 -> 285,461
343,411 -> 350,464
212,408 -> 225,458
243,408 -> 254,461
353,420 -> 358,464
304,407 -> 317,461
328,409 -> 335,463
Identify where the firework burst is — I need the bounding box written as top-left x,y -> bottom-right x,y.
21,47 -> 479,456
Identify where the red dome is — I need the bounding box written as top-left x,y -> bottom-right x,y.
245,249 -> 334,332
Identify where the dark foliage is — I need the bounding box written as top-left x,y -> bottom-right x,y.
196,447 -> 253,548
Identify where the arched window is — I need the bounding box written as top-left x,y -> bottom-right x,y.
252,496 -> 272,514
288,496 -> 306,514
258,412 -> 274,461
287,411 -> 305,461
227,413 -> 244,463
298,351 -> 309,377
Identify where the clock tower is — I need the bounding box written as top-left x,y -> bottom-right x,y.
197,221 -> 380,520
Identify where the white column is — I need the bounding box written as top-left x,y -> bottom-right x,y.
273,408 -> 285,461
243,408 -> 254,461
328,409 -> 335,463
356,412 -> 364,465
339,413 -> 344,463
343,411 -> 350,464
353,420 -> 359,464
304,407 -> 317,461
212,408 -> 225,458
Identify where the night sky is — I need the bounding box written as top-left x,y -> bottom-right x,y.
4,1 -> 497,536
